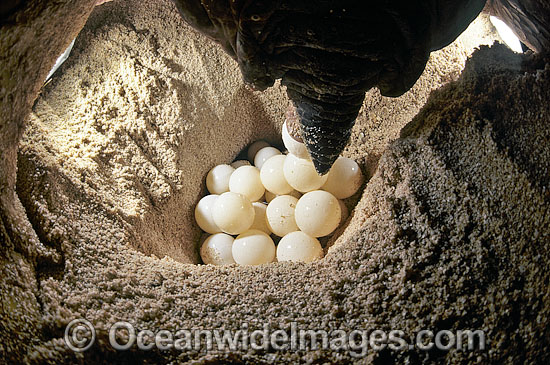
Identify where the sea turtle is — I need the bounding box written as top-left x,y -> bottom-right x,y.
172,0 -> 487,174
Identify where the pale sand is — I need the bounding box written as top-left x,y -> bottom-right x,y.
3,0 -> 550,363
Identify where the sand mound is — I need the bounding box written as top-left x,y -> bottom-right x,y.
2,0 -> 549,363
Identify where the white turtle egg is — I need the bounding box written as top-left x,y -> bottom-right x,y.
266,195 -> 299,237
283,153 -> 328,193
254,146 -> 281,169
194,194 -> 222,234
260,154 -> 293,195
206,164 -> 235,194
250,202 -> 271,234
231,160 -> 251,169
229,166 -> 265,202
282,120 -> 310,159
276,231 -> 324,263
295,190 -> 341,237
247,140 -> 271,162
212,192 -> 255,235
232,229 -> 276,265
200,233 -> 236,265
322,157 -> 364,199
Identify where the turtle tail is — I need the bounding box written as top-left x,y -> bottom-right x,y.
283,70 -> 367,175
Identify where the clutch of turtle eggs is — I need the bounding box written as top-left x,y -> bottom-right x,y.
196,120 -> 364,266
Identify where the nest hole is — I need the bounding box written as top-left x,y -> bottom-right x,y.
16,0 -> 501,268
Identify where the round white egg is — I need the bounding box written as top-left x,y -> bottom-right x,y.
322,157 -> 364,199
250,202 -> 271,234
231,160 -> 251,169
206,164 -> 235,195
200,233 -> 236,265
282,120 -> 310,159
266,195 -> 299,237
254,146 -> 281,169
295,190 -> 341,237
260,154 -> 293,195
229,166 -> 265,202
283,153 -> 328,193
232,229 -> 276,265
194,194 -> 222,234
247,140 -> 271,162
277,231 -> 324,263
212,192 -> 255,235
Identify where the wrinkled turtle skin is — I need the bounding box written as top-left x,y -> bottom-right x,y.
172,0 -> 487,174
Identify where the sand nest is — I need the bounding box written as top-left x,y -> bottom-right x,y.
1,0 -> 549,363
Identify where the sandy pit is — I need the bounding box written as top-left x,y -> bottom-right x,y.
1,0 -> 549,363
